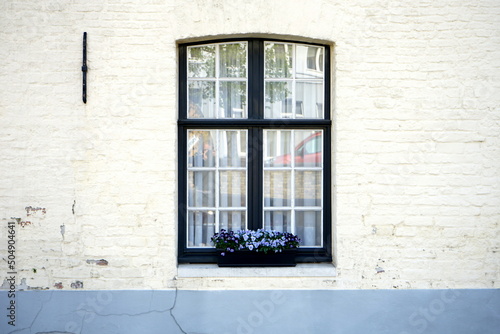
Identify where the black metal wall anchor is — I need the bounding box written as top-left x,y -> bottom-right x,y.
82,32 -> 88,103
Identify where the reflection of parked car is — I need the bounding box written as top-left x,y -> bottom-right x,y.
269,132 -> 322,167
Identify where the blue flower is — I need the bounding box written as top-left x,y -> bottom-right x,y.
212,228 -> 300,254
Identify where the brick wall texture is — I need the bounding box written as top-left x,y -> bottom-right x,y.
0,0 -> 499,290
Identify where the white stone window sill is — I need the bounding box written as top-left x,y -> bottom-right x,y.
177,263 -> 337,278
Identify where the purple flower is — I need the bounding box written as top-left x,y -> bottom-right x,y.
212,228 -> 300,254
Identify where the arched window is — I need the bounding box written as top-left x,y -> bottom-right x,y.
178,38 -> 332,263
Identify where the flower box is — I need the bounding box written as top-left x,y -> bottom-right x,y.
217,249 -> 297,267
211,229 -> 300,267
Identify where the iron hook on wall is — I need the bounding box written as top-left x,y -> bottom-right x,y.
82,32 -> 88,103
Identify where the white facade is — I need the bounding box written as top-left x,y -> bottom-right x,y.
1,0 -> 499,292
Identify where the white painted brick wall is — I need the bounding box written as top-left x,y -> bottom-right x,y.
0,0 -> 498,290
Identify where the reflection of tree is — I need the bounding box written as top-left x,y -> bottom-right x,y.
188,42 -> 295,114
188,46 -> 215,107
188,43 -> 247,117
189,82 -> 215,111
219,43 -> 246,77
264,43 -> 292,104
265,81 -> 289,105
188,45 -> 215,77
265,43 -> 292,78
219,44 -> 247,117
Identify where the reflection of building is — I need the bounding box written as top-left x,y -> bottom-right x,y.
1,1 -> 499,333
265,43 -> 325,119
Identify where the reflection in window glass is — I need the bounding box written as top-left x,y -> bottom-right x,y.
188,43 -> 247,119
188,45 -> 216,78
264,43 -> 293,78
263,129 -> 323,247
295,171 -> 322,206
188,130 -> 216,168
264,130 -> 291,167
264,42 -> 324,119
295,82 -> 323,118
265,81 -> 292,119
295,211 -> 322,246
264,171 -> 292,207
188,81 -> 216,118
294,130 -> 322,167
220,81 -> 247,118
187,129 -> 247,247
219,211 -> 247,233
188,171 -> 215,207
264,211 -> 292,233
219,43 -> 247,78
187,210 -> 216,248
219,130 -> 247,167
296,45 -> 324,79
180,39 -> 330,258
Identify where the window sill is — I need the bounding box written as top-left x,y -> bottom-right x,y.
176,263 -> 337,278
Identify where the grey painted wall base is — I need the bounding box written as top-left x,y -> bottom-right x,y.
0,289 -> 499,334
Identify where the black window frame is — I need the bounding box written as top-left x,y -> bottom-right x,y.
178,38 -> 332,263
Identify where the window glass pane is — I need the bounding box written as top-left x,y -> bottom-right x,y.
264,211 -> 292,232
188,42 -> 248,119
219,211 -> 246,232
188,130 -> 216,167
294,130 -> 322,167
264,171 -> 292,207
295,82 -> 323,119
219,130 -> 246,167
265,42 -> 293,78
219,43 -> 247,78
295,211 -> 322,246
264,42 -> 324,119
295,45 -> 324,79
264,81 -> 292,118
188,171 -> 215,207
188,210 -> 215,247
295,171 -> 322,206
263,129 -> 323,247
188,81 -> 216,118
264,130 -> 292,167
219,171 -> 246,207
188,45 -> 215,78
220,81 -> 247,118
187,129 -> 247,248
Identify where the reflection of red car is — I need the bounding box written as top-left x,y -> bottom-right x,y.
270,132 -> 322,167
